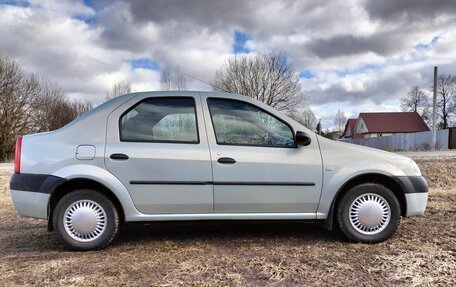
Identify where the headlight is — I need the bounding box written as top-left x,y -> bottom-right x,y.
405,159 -> 421,176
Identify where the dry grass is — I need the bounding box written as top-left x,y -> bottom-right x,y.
0,158 -> 455,286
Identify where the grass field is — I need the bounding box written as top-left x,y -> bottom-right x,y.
0,158 -> 455,286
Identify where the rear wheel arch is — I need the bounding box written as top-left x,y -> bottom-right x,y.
47,178 -> 125,231
325,173 -> 407,230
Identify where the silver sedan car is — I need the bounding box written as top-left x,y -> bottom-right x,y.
10,91 -> 428,250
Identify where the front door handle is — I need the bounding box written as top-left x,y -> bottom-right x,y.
110,153 -> 129,160
218,157 -> 236,164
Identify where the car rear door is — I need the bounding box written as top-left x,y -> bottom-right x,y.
105,93 -> 213,214
201,94 -> 323,215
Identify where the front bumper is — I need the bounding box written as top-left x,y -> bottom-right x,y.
394,176 -> 429,217
405,193 -> 428,216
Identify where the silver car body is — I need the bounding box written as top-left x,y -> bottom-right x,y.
10,91 -> 428,224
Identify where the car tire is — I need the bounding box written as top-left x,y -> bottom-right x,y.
337,183 -> 400,243
53,189 -> 120,251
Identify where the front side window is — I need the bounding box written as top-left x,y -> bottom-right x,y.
207,98 -> 295,147
120,97 -> 198,143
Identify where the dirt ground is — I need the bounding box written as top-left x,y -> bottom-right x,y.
0,158 -> 455,286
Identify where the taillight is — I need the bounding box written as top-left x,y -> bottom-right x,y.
14,136 -> 22,174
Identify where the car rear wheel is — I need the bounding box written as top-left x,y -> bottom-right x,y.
53,189 -> 120,251
337,183 -> 400,243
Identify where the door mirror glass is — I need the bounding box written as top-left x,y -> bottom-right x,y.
295,131 -> 311,146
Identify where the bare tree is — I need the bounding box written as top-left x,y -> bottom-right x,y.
32,81 -> 93,132
160,67 -> 172,91
401,86 -> 431,125
0,55 -> 93,161
105,80 -> 132,101
213,51 -> 307,112
160,66 -> 186,91
30,80 -> 66,132
435,74 -> 456,129
334,109 -> 347,132
288,107 -> 318,131
173,69 -> 186,91
0,56 -> 41,161
69,99 -> 92,117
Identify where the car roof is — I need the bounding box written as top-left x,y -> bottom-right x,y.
113,90 -> 250,100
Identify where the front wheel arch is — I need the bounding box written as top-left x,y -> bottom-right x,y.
47,178 -> 125,231
324,173 -> 406,231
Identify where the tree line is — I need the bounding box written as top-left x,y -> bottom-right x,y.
0,56 -> 92,161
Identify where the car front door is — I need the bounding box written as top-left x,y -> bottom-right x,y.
202,95 -> 323,215
105,94 -> 213,214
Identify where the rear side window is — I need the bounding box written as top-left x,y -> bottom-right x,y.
120,97 -> 198,143
207,98 -> 295,148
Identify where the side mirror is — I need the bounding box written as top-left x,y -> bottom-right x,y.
295,131 -> 311,146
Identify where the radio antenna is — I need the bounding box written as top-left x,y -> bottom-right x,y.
183,73 -> 222,91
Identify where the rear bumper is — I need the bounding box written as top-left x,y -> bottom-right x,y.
10,173 -> 66,219
10,189 -> 50,219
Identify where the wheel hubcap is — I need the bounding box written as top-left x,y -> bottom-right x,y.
64,200 -> 107,242
349,193 -> 391,235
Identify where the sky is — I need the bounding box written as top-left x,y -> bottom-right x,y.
1,0 -> 456,129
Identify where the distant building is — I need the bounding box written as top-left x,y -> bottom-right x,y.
325,131 -> 343,140
340,112 -> 429,139
341,119 -> 357,139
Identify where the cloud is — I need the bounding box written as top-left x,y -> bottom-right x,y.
307,32 -> 411,58
365,0 -> 456,23
304,58 -> 435,106
126,0 -> 255,30
0,0 -> 456,129
28,0 -> 96,17
0,3 -> 136,102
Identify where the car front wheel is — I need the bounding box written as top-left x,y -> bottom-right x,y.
337,183 -> 401,243
53,189 -> 120,251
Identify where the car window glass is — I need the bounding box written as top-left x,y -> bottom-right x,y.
207,98 -> 295,147
121,97 -> 198,143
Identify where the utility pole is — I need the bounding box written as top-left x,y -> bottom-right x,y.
432,66 -> 437,150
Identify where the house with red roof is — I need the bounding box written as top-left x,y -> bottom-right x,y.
340,112 -> 429,139
341,118 -> 357,139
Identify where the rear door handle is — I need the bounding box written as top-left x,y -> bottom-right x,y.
218,157 -> 236,164
110,153 -> 129,160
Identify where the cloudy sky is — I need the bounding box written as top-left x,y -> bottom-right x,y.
1,0 -> 456,129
